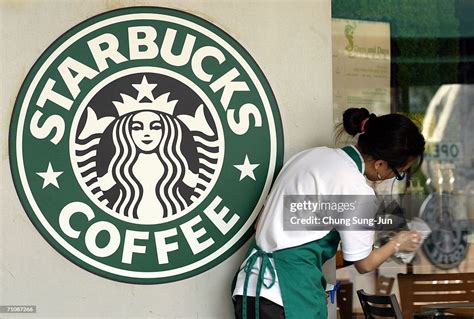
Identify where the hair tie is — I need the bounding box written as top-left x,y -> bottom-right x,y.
360,117 -> 369,133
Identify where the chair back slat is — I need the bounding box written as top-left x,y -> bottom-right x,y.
366,304 -> 398,317
412,282 -> 472,292
412,293 -> 472,303
364,293 -> 397,305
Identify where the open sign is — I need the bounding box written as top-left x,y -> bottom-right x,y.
426,142 -> 463,161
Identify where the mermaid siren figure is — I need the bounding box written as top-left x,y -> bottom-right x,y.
74,75 -> 220,224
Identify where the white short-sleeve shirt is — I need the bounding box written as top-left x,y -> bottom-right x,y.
232,146 -> 376,306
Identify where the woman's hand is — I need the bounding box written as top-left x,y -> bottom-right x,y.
353,230 -> 422,274
391,230 -> 422,252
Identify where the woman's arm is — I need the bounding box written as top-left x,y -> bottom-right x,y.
353,230 -> 421,274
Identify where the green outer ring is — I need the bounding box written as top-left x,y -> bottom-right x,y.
9,6 -> 284,284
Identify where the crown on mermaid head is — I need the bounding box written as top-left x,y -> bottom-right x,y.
112,75 -> 178,116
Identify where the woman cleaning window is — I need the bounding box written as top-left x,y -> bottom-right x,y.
232,107 -> 425,319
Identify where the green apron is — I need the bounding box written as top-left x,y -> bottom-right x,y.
232,146 -> 363,318
232,230 -> 340,319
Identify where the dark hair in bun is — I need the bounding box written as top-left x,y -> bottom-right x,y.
341,107 -> 425,169
342,107 -> 372,135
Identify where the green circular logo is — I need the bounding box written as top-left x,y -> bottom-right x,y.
9,7 -> 283,283
420,194 -> 469,269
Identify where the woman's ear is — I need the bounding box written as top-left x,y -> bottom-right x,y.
374,159 -> 388,170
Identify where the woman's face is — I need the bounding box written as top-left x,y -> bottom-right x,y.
370,156 -> 418,181
131,111 -> 162,152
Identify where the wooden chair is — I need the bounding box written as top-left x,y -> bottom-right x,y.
337,280 -> 353,319
397,272 -> 474,318
376,276 -> 395,295
357,289 -> 403,319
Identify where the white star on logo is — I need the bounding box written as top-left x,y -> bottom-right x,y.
234,155 -> 260,181
132,75 -> 157,102
36,163 -> 63,189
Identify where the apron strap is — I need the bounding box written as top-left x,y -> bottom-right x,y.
241,246 -> 275,319
341,145 -> 364,174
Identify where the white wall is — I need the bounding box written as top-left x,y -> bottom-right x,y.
0,1 -> 333,318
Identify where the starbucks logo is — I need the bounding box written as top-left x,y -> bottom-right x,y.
420,194 -> 469,269
72,71 -> 223,224
10,7 -> 283,283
